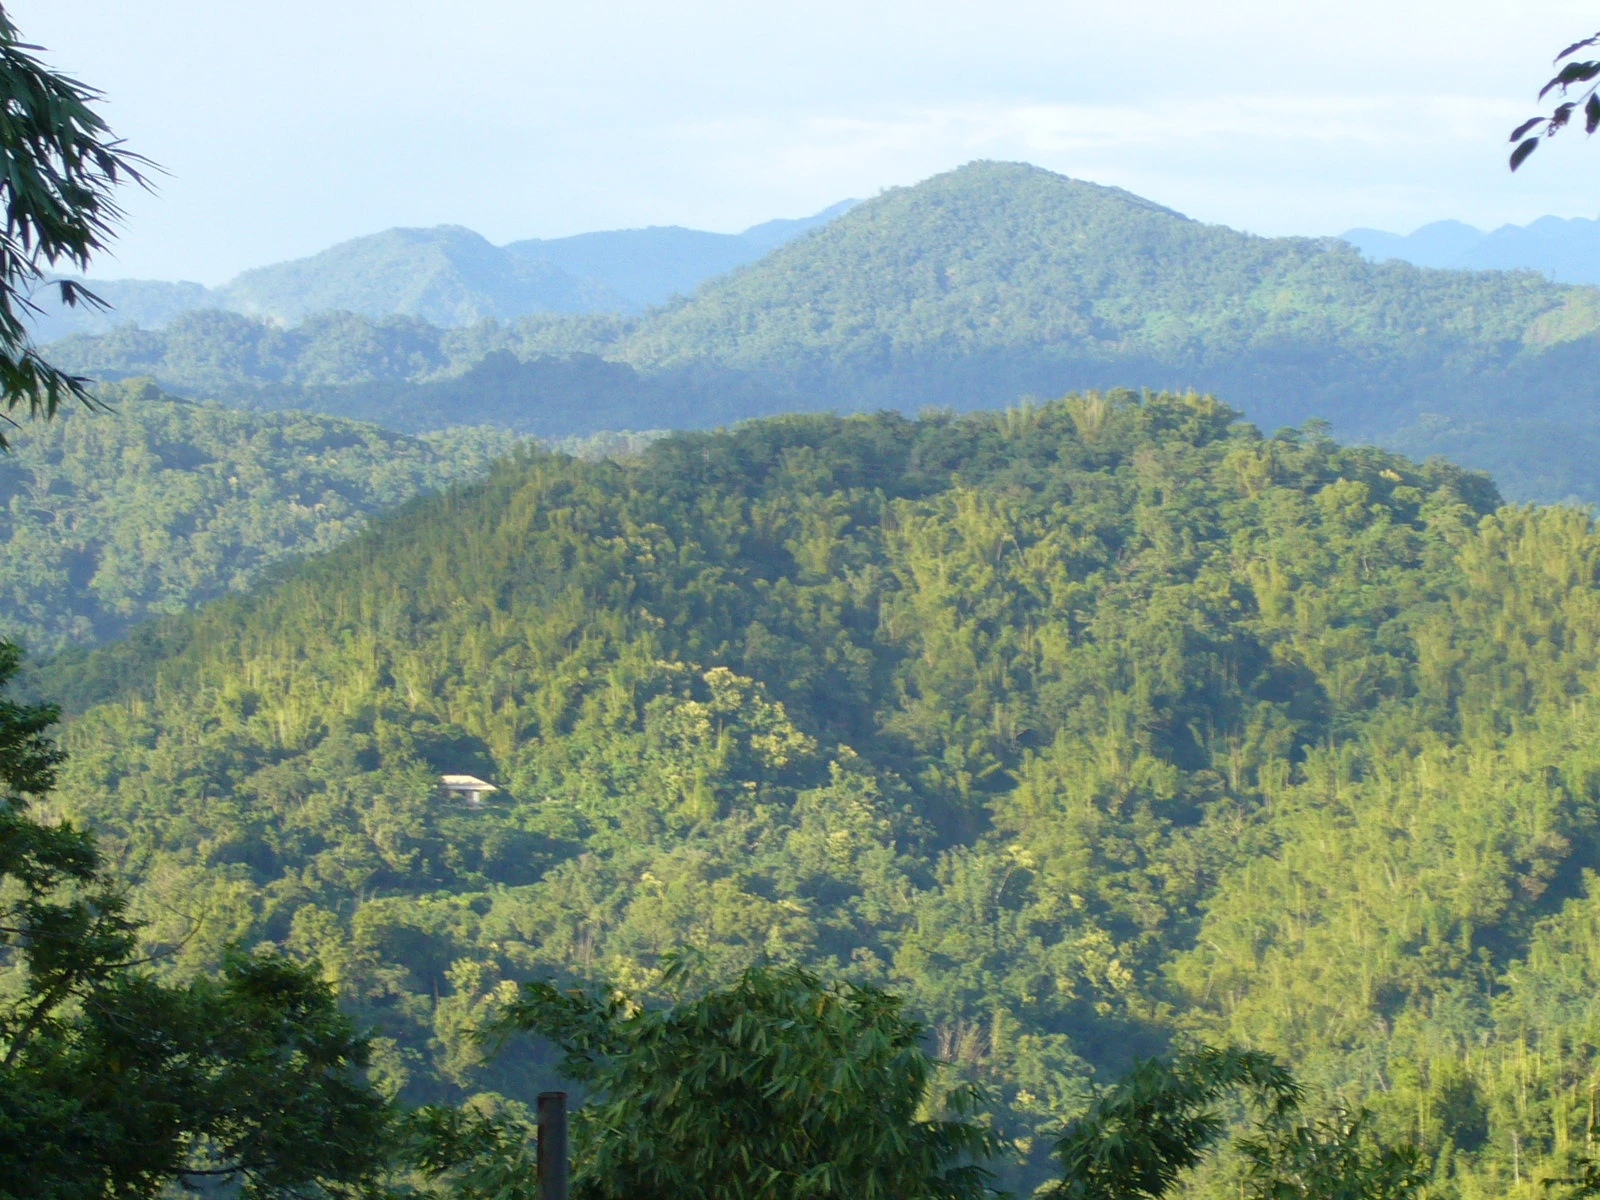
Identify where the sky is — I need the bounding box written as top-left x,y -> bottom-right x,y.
16,0 -> 1600,284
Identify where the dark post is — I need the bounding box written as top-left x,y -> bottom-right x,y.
537,1090 -> 569,1200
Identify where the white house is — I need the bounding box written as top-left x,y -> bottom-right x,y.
440,774 -> 498,806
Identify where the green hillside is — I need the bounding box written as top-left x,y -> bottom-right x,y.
618,162 -> 1600,437
40,391 -> 1600,1195
219,226 -> 625,325
31,202 -> 859,341
42,309 -> 779,438
0,380 -> 520,653
44,162 -> 1600,504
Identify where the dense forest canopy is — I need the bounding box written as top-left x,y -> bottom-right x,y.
45,163 -> 1600,504
33,390 -> 1600,1195
0,379 -> 522,652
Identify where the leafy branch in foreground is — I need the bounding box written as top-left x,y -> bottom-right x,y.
1048,1046 -> 1424,1200
397,1102 -> 540,1200
491,961 -> 1003,1200
0,2 -> 151,446
1047,1046 -> 1301,1200
1509,31 -> 1600,169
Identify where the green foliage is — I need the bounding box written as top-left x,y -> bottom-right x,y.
1237,1108 -> 1427,1200
46,163 -> 1600,501
1050,1048 -> 1300,1200
0,2 -> 148,445
44,308 -> 625,399
0,639 -> 391,1198
1543,1155 -> 1600,1200
1048,1049 -> 1423,1200
0,640 -> 62,794
0,378 -> 520,651
500,960 -> 1000,1200
397,1101 -> 540,1200
2,951 -> 392,1200
40,390 -> 1600,1193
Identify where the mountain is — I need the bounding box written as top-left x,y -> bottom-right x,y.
615,163 -> 1600,435
40,394 -> 1600,1195
504,200 -> 858,310
1343,214 -> 1600,286
0,379 -> 522,653
27,278 -> 216,343
28,201 -> 859,337
43,162 -> 1600,503
217,225 -> 625,325
737,200 -> 861,251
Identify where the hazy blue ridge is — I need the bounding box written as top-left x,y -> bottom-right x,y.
28,278 -> 217,342
43,162 -> 1600,504
737,199 -> 860,249
503,201 -> 858,309
216,225 -> 628,325
30,200 -> 860,338
503,227 -> 762,311
1343,214 -> 1600,285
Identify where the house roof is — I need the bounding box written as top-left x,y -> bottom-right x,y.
440,774 -> 498,791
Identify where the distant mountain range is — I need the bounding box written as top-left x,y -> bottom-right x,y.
1341,215 -> 1600,285
45,162 -> 1600,504
29,201 -> 858,338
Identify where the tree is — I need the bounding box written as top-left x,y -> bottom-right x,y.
1049,1049 -> 1424,1200
1237,1106 -> 1426,1200
1544,1155 -> 1600,1200
0,639 -> 392,1198
397,1102 -> 541,1200
1047,1047 -> 1301,1200
1508,32 -> 1600,169
0,3 -> 148,446
494,960 -> 1002,1200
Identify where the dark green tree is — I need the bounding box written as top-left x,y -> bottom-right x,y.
1237,1107 -> 1426,1200
1050,1049 -> 1425,1200
1048,1047 -> 1301,1200
397,1103 -> 540,1200
0,2 -> 148,445
0,639 -> 392,1198
496,960 -> 1002,1200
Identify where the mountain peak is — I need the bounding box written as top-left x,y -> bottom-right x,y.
904,160 -> 1191,221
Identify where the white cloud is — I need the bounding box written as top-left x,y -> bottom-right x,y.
668,93 -> 1578,238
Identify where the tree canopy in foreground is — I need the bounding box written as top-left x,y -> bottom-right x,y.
0,640 -> 391,1199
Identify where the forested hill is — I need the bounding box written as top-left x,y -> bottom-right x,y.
0,381 -> 520,653
30,201 -> 859,339
46,162 -> 1600,504
44,391 -> 1600,1194
617,162 -> 1600,436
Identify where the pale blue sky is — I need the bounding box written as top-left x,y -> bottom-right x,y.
17,0 -> 1600,283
